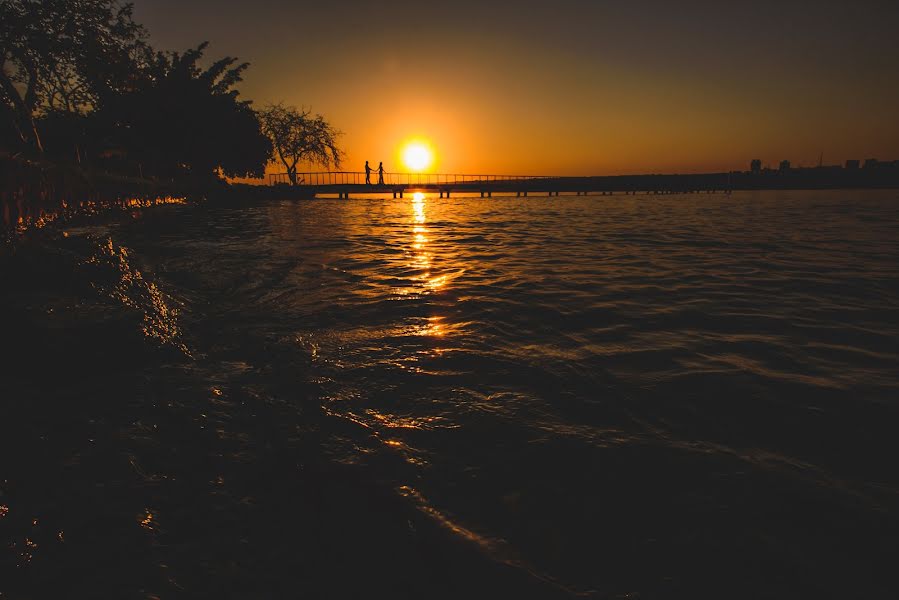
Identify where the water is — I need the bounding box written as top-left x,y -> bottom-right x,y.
3,190 -> 899,598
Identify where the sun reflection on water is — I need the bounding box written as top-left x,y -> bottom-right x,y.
423,315 -> 445,337
410,193 -> 431,272
408,192 -> 451,294
311,190 -> 470,433
412,191 -> 426,222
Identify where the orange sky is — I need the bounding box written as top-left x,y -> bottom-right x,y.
135,1 -> 899,177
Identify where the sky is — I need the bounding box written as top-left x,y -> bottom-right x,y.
132,0 -> 899,176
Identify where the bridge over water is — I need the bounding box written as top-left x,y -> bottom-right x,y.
267,172 -> 733,198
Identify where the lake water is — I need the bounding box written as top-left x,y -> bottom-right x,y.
4,190 -> 899,598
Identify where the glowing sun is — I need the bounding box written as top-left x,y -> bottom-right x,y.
402,142 -> 433,172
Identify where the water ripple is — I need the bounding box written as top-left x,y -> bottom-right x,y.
110,190 -> 899,597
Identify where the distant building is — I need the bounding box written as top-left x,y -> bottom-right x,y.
845,159 -> 859,169
750,159 -> 762,173
779,160 -> 791,171
864,159 -> 899,169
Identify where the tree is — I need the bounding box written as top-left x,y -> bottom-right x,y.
259,103 -> 344,185
0,0 -> 148,154
104,43 -> 271,180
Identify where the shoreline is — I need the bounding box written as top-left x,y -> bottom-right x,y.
3,192 -> 899,598
0,213 -> 577,598
5,155 -> 899,240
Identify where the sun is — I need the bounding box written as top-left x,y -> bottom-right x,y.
401,142 -> 433,172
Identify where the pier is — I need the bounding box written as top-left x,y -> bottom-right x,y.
267,172 -> 734,198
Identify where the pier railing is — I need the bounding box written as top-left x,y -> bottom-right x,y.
267,172 -> 553,186
264,170 -> 738,197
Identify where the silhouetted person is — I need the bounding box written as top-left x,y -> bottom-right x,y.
365,160 -> 372,185
377,162 -> 385,185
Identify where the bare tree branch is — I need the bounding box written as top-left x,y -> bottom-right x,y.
258,103 -> 344,184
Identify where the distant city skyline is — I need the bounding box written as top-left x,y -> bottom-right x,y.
133,0 -> 899,176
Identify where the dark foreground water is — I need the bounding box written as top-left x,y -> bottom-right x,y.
3,190 -> 899,599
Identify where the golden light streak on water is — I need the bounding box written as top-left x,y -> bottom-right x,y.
11,196 -> 186,234
412,192 -> 426,221
423,315 -> 445,337
408,192 -> 449,294
396,485 -> 499,552
88,238 -> 190,354
139,510 -> 155,531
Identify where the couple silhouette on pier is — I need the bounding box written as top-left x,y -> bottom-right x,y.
365,161 -> 384,185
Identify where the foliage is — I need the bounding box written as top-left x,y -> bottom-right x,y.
0,1 -> 339,187
0,0 -> 148,153
102,43 -> 272,180
258,103 -> 344,184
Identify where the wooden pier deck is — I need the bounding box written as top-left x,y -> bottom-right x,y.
267,172 -> 734,198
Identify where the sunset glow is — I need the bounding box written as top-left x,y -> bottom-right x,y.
6,1 -> 899,597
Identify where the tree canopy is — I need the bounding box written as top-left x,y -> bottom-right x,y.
0,0 -> 339,186
104,43 -> 272,179
0,0 -> 148,152
259,103 -> 344,184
